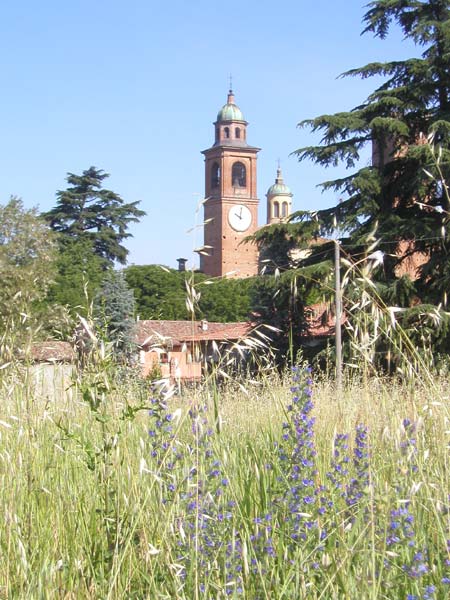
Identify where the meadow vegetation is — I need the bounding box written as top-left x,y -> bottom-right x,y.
0,352 -> 448,599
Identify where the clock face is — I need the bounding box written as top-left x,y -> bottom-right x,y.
228,204 -> 252,232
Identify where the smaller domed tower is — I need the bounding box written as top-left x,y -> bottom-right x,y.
266,167 -> 293,224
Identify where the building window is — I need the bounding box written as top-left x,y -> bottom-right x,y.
224,126 -> 230,139
232,161 -> 246,187
235,127 -> 241,139
211,162 -> 220,188
282,202 -> 288,217
273,201 -> 280,218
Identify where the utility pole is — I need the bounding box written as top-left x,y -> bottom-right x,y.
334,221 -> 343,393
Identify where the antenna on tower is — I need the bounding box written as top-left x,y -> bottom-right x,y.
228,73 -> 233,92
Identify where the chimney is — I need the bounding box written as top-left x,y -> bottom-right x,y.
201,319 -> 208,331
177,257 -> 188,272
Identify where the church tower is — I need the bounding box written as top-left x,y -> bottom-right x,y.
200,90 -> 260,278
266,166 -> 293,224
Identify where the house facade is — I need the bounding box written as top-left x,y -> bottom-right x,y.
136,319 -> 252,382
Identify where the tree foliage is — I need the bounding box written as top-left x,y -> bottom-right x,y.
46,238 -> 109,314
250,262 -> 332,363
294,0 -> 450,298
125,265 -> 189,320
198,276 -> 255,322
42,166 -> 145,317
124,265 -> 255,323
94,271 -> 136,361
254,0 -> 450,364
0,197 -> 57,326
45,167 -> 145,265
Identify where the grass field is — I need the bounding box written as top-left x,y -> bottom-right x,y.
0,361 -> 449,599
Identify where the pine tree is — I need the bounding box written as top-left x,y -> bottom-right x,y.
293,0 -> 450,308
251,1 -> 450,365
94,270 -> 136,361
45,167 -> 145,265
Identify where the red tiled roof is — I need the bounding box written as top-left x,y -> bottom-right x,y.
30,341 -> 75,362
137,320 -> 253,347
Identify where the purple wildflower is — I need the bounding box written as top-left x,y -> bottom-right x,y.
346,425 -> 369,511
327,433 -> 350,494
177,402 -> 242,596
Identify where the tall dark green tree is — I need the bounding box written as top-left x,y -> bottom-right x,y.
45,167 -> 145,265
251,1 -> 450,366
292,0 -> 450,309
43,167 -> 145,315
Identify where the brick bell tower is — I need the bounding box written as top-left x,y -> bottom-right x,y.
200,89 -> 260,278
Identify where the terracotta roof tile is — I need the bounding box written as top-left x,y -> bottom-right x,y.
30,341 -> 75,362
137,320 -> 252,347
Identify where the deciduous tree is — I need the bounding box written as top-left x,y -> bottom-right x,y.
46,238 -> 108,313
0,197 -> 57,325
124,265 -> 255,323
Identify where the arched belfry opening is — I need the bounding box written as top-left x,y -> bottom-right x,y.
211,162 -> 220,188
232,162 -> 246,188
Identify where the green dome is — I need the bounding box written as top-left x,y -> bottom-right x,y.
267,182 -> 292,196
216,90 -> 245,122
267,168 -> 292,196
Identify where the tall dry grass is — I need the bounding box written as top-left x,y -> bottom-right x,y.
0,355 -> 448,598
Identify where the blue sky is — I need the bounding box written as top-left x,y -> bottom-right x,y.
1,0 -> 417,268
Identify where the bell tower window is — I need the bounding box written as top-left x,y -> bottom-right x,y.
232,162 -> 246,188
282,202 -> 288,217
211,162 -> 220,188
273,201 -> 280,218
235,127 -> 241,139
224,127 -> 230,139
